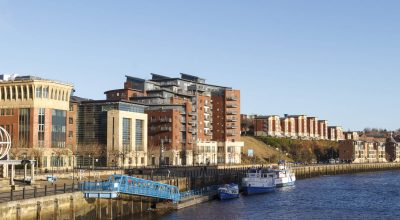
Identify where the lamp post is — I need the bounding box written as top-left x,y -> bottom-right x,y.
88,154 -> 91,182
51,152 -> 54,183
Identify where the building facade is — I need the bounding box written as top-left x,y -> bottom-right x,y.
76,100 -> 148,168
104,73 -> 243,165
0,75 -> 74,169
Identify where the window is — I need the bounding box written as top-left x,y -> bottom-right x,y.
19,108 -> 30,147
43,87 -> 49,98
69,117 -> 73,124
35,86 -> 42,98
135,119 -> 143,151
38,108 -> 45,147
122,118 -> 131,151
69,131 -> 73,138
52,109 -> 66,148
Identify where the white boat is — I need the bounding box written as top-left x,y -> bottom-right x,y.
272,163 -> 296,187
218,183 -> 240,200
242,168 -> 276,195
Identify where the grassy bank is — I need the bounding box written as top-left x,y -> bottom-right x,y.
247,136 -> 339,163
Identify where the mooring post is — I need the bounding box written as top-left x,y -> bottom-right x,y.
16,204 -> 21,220
96,198 -> 102,220
36,201 -> 42,220
70,196 -> 75,220
54,198 -> 60,220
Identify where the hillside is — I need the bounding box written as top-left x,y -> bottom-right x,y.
257,136 -> 339,163
241,136 -> 291,164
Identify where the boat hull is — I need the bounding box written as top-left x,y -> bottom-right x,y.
243,186 -> 275,195
275,181 -> 295,187
218,192 -> 240,200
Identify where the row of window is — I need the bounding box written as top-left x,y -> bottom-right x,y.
0,85 -> 69,101
0,109 -> 14,116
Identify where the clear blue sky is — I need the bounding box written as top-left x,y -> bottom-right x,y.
1,0 -> 399,131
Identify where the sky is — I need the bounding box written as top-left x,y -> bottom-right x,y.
1,0 -> 399,131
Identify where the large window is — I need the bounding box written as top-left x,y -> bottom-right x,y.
38,108 -> 45,147
19,108 -> 30,147
35,86 -> 42,98
122,118 -> 131,152
52,109 -> 66,148
135,119 -> 143,151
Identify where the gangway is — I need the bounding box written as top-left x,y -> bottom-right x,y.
81,175 -> 181,203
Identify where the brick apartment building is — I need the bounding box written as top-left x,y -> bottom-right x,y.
104,73 -> 243,165
386,134 -> 400,162
339,140 -> 388,163
254,115 -> 281,137
0,75 -> 74,169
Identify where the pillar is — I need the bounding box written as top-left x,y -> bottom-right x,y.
30,162 -> 35,184
10,164 -> 15,186
24,164 -> 27,181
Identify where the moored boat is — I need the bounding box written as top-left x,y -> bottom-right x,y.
272,162 -> 296,187
242,168 -> 275,195
218,183 -> 240,200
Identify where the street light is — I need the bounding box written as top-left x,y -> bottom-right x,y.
51,152 -> 55,184
88,154 -> 91,182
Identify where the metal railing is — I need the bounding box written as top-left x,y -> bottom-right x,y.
0,182 -> 81,203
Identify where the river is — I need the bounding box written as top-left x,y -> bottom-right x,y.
135,170 -> 400,220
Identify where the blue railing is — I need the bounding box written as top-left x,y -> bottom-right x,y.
81,175 -> 181,203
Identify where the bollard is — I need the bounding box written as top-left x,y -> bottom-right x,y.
36,201 -> 42,220
70,196 -> 75,220
44,185 -> 47,196
22,188 -> 25,199
54,198 -> 60,220
34,187 -> 37,198
16,204 -> 21,220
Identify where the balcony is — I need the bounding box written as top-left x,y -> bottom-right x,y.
150,118 -> 158,123
161,138 -> 172,143
180,127 -> 186,132
189,112 -> 196,116
227,126 -> 238,129
226,96 -> 238,101
160,118 -> 172,123
226,111 -> 237,115
160,127 -> 172,132
227,104 -> 238,108
227,118 -> 237,122
227,132 -> 236,136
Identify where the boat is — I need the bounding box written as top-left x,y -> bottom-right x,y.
271,162 -> 296,187
218,183 -> 240,200
242,168 -> 276,195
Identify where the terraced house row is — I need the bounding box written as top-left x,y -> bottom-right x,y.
339,134 -> 400,163
250,114 -> 357,141
0,73 -> 243,169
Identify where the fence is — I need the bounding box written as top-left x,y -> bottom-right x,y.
0,182 -> 81,203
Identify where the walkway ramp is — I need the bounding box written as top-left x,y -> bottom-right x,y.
81,175 -> 181,202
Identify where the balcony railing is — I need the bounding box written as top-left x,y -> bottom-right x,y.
226,96 -> 238,101
227,118 -> 237,122
226,111 -> 237,115
227,104 -> 238,108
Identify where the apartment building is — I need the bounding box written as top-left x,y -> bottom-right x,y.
76,100 -> 148,168
339,140 -> 387,163
281,116 -> 296,138
104,73 -> 243,165
386,134 -> 400,162
339,140 -> 366,163
317,120 -> 328,140
374,142 -> 387,163
254,115 -> 281,137
0,75 -> 74,169
307,117 -> 319,139
344,131 -> 359,141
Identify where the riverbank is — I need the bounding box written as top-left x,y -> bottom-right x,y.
154,170 -> 400,220
1,163 -> 400,219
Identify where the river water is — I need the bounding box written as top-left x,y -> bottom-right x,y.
136,170 -> 400,220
